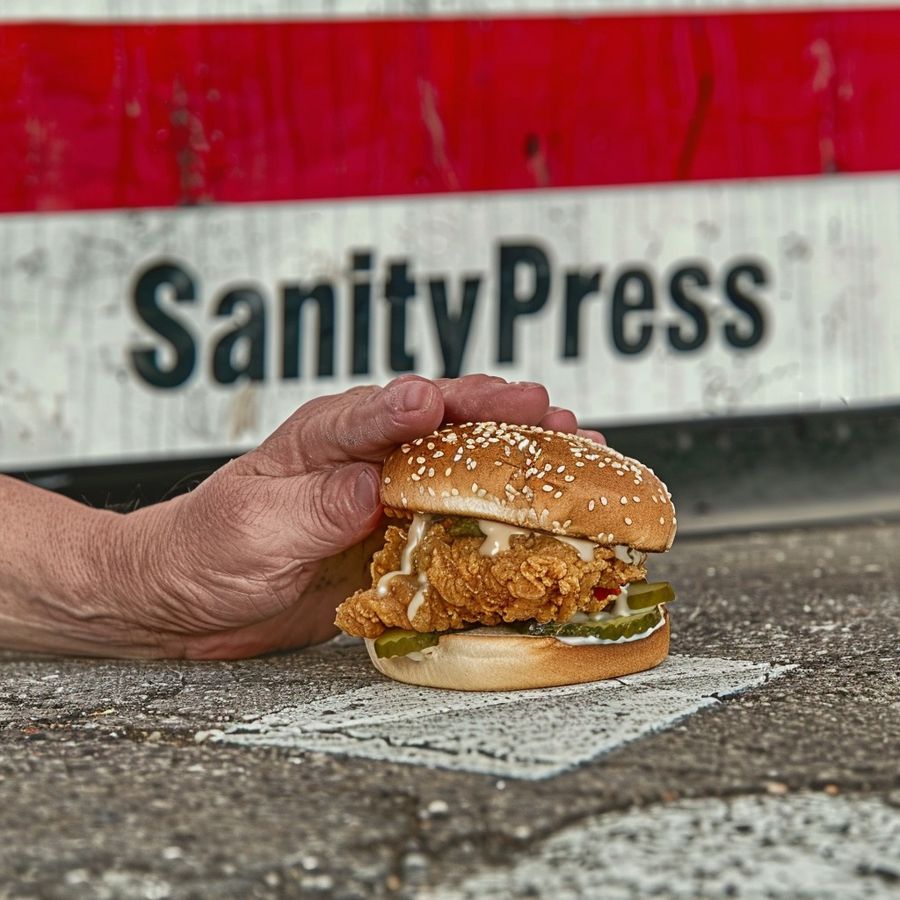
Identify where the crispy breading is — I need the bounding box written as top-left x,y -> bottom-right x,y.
334,518 -> 647,638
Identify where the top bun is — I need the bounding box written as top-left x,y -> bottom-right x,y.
381,422 -> 676,552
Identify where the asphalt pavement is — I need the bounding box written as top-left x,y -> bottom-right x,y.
1,518 -> 898,898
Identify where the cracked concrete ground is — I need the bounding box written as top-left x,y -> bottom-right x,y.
1,519 -> 898,898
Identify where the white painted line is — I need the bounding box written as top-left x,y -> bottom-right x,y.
215,654 -> 793,779
424,793 -> 900,898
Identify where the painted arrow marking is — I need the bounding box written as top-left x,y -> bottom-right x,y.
215,654 -> 793,780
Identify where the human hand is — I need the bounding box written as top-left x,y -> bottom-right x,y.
98,375 -> 605,659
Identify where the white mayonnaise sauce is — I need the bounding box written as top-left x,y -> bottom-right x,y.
477,520 -> 530,556
555,607 -> 667,645
406,574 -> 428,622
614,545 -> 647,566
377,513 -> 429,596
477,520 -> 596,561
610,586 -> 633,619
555,535 -> 598,562
404,646 -> 439,661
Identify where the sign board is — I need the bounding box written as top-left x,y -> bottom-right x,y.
2,2 -> 899,469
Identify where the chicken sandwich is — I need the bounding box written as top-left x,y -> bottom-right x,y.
335,422 -> 677,690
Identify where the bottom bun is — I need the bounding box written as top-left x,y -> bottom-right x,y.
365,611 -> 670,691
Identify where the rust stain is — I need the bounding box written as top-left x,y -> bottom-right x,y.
675,20 -> 715,181
808,38 -> 839,173
524,133 -> 551,188
169,77 -> 212,206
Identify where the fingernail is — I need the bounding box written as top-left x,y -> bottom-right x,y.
389,379 -> 434,412
510,381 -> 541,388
354,468 -> 380,510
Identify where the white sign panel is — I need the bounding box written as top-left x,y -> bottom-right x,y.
3,175 -> 899,469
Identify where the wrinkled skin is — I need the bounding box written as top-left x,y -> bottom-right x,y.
0,374 -> 605,659
335,518 -> 647,638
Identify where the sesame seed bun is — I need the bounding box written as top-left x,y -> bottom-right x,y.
381,422 -> 676,552
365,611 -> 670,691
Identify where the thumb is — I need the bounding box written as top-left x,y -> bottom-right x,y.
289,462 -> 383,560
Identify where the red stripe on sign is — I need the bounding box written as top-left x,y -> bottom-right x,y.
1,11 -> 900,213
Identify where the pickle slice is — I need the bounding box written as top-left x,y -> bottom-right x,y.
626,581 -> 676,610
447,517 -> 485,538
373,628 -> 440,658
516,606 -> 662,640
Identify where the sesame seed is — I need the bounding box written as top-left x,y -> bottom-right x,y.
384,476 -> 391,484
624,517 -> 633,526
575,461 -> 585,468
451,488 -> 459,496
416,456 -> 425,464
427,487 -> 436,497
564,475 -> 575,482
426,442 -> 435,450
600,497 -> 608,506
553,491 -> 562,499
445,467 -> 452,477
620,497 -> 628,505
659,516 -> 665,524
428,467 -> 435,477
633,496 -> 640,502
471,483 -> 479,493
411,473 -> 420,481
417,465 -> 426,475
434,451 -> 444,459
556,465 -> 565,473
542,484 -> 554,493
588,499 -> 596,511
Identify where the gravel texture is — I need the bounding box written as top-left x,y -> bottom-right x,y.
1,519 -> 898,898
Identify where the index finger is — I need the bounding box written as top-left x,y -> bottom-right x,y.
241,376 -> 445,477
434,374 -> 553,426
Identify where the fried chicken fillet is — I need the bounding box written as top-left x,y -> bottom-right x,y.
335,518 -> 647,639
